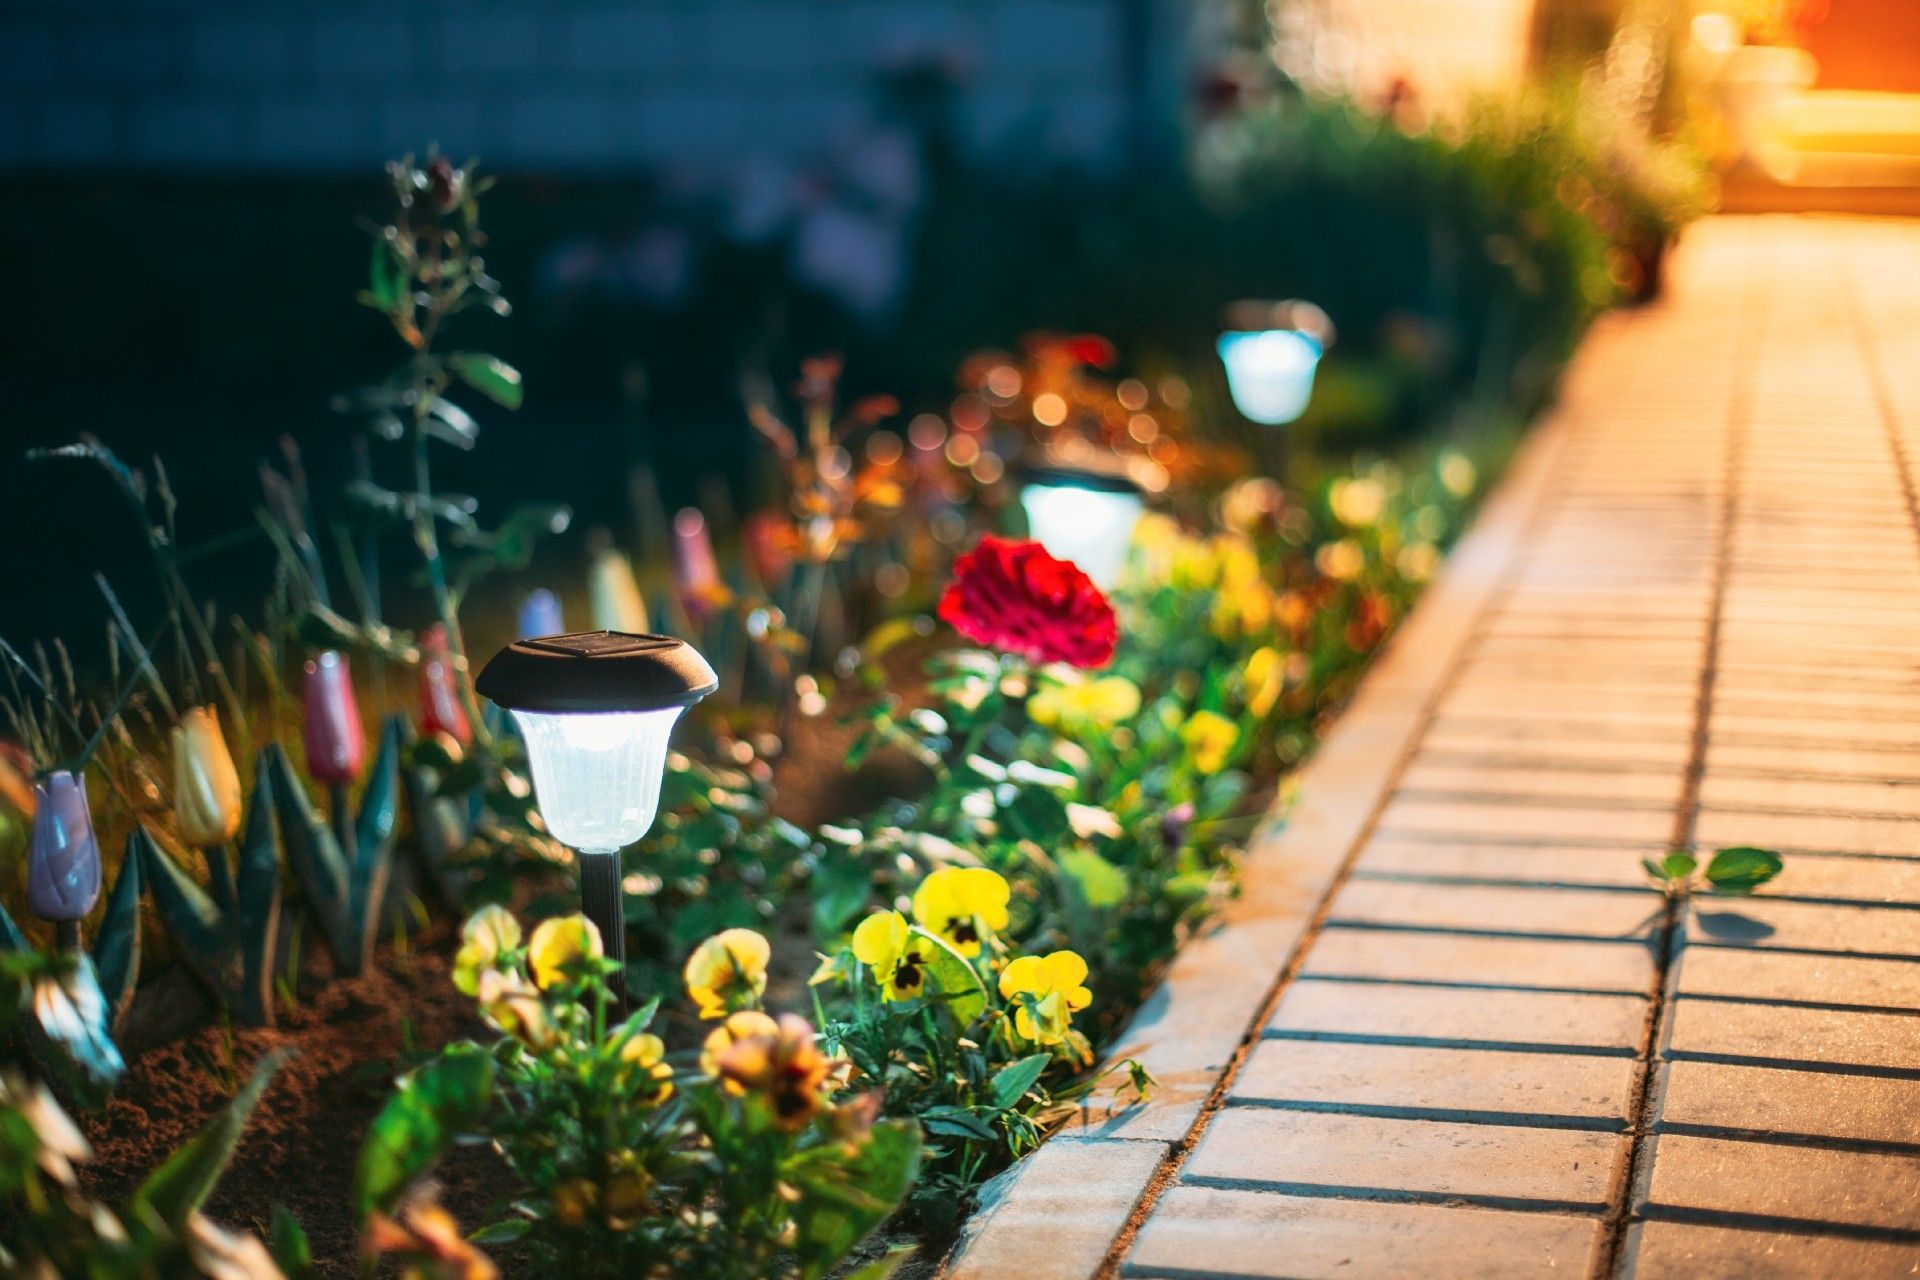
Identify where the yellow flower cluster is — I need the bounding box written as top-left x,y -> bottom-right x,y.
1028,673 -> 1141,737
844,866 -> 1093,1049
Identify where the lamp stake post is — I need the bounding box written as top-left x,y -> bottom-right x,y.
476,630 -> 717,1010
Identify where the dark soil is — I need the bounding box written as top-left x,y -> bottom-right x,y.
75,939 -> 515,1278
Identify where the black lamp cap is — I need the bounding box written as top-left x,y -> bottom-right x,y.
1221,298 -> 1335,348
1019,461 -> 1144,497
475,631 -> 718,713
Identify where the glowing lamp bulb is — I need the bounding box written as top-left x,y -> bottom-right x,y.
476,630 -> 718,1004
510,706 -> 685,851
1217,329 -> 1324,426
1018,468 -> 1146,590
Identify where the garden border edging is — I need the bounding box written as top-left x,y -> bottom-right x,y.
941,386 -> 1588,1280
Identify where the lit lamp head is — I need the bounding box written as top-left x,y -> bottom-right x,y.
1018,462 -> 1146,591
1217,299 -> 1335,427
475,631 -> 718,854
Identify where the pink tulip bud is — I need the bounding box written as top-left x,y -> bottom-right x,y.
672,508 -> 726,625
418,625 -> 472,746
303,650 -> 366,784
27,771 -> 101,922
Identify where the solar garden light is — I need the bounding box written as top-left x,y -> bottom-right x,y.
1216,299 -> 1336,427
1018,462 -> 1146,590
476,630 -> 717,996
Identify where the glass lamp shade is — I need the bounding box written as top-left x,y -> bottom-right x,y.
1217,329 -> 1325,426
511,706 -> 684,851
1019,481 -> 1145,590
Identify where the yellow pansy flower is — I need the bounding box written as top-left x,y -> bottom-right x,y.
911,866 -> 1010,957
527,914 -> 603,990
1212,533 -> 1261,592
851,910 -> 939,1002
998,950 -> 1092,1046
1242,647 -> 1286,719
453,904 -> 522,996
700,1009 -> 780,1078
619,1032 -> 674,1104
1182,711 -> 1239,773
1029,674 -> 1141,736
476,969 -> 554,1049
683,927 -> 771,1019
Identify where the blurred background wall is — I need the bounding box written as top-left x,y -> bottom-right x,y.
0,0 -> 1193,173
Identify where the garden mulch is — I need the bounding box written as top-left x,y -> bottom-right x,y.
944,215 -> 1920,1279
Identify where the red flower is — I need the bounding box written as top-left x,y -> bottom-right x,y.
303,650 -> 366,784
937,537 -> 1117,669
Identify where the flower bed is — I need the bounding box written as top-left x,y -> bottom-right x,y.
0,123 -> 1697,1278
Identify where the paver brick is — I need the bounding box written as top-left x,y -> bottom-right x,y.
1657,1059 -> 1920,1144
1187,1108 -> 1624,1208
1304,928 -> 1655,992
1234,1038 -> 1638,1121
1628,1221 -> 1920,1279
1266,977 -> 1647,1051
1127,1186 -> 1604,1278
1674,946 -> 1920,1008
1327,879 -> 1660,939
1667,998 -> 1920,1071
1639,1134 -> 1920,1231
1354,838 -> 1655,887
945,1137 -> 1166,1280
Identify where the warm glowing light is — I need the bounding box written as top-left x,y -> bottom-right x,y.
1032,392 -> 1069,427
1217,330 -> 1325,425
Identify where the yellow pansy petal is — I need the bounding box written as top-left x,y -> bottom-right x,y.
851,911 -> 908,969
527,915 -> 603,989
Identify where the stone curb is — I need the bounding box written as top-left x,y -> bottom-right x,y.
941,387 -> 1589,1280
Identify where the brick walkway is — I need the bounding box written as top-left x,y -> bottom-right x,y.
946,216 -> 1920,1279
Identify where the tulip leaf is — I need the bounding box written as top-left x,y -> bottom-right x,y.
266,747 -> 361,971
134,1049 -> 286,1227
233,752 -> 283,1027
1704,846 -> 1784,895
448,354 -> 523,409
354,1043 -> 495,1216
135,826 -> 235,996
0,897 -> 27,952
350,716 -> 403,929
269,1204 -> 313,1276
424,397 -> 480,449
91,846 -> 143,1027
789,1118 -> 921,1280
366,237 -> 403,311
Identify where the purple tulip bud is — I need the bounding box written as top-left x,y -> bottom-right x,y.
518,588 -> 566,640
27,771 -> 101,922
1161,802 -> 1195,851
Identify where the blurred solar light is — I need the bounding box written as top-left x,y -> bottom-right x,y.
1217,300 -> 1336,426
1019,463 -> 1146,590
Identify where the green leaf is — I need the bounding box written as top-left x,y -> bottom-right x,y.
366,237 -> 403,311
135,826 -> 234,994
1058,847 -> 1129,912
135,1049 -> 286,1227
914,928 -> 988,1027
789,1118 -> 922,1279
1704,846 -> 1784,895
91,846 -> 142,1027
1644,850 -> 1696,885
469,1218 -> 530,1244
918,1106 -> 997,1141
449,354 -> 523,409
232,751 -> 283,1028
269,1204 -> 313,1276
354,1043 -> 495,1215
839,1246 -> 916,1280
989,1053 -> 1051,1110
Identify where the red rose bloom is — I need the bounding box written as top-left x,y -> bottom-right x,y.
937,536 -> 1117,669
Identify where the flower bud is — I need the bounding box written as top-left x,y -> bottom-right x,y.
27,771 -> 101,922
172,706 -> 243,848
517,588 -> 565,640
303,650 -> 366,784
590,547 -> 649,633
671,508 -> 726,626
417,625 -> 472,747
